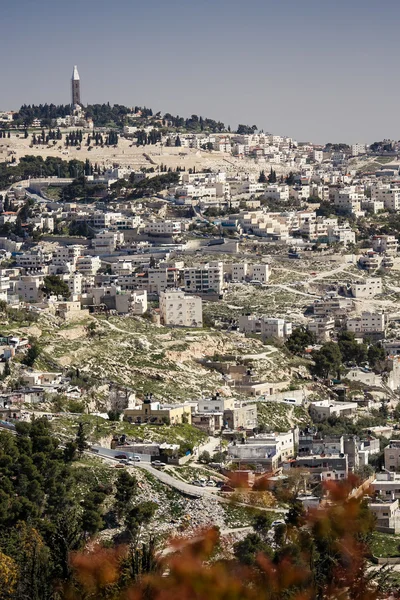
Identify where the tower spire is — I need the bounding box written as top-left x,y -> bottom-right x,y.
71,65 -> 81,106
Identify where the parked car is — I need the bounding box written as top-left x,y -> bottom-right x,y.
152,461 -> 166,469
130,455 -> 141,462
206,480 -> 216,487
271,520 -> 285,528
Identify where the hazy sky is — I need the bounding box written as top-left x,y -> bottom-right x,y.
1,0 -> 399,143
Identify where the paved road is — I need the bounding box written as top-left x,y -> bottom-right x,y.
94,451 -> 287,513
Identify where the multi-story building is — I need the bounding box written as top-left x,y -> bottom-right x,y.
385,440 -> 400,472
16,275 -> 43,302
251,264 -> 270,283
287,454 -> 348,481
144,221 -> 182,236
371,184 -> 400,211
351,278 -> 382,298
124,398 -> 192,425
307,316 -> 335,342
0,275 -> 10,302
231,263 -> 248,282
223,401 -> 258,430
351,143 -> 367,156
183,262 -> 224,295
238,315 -> 292,339
92,231 -> 122,254
148,267 -> 180,294
371,235 -> 398,255
313,294 -> 355,317
330,186 -> 363,214
159,290 -> 202,327
346,312 -> 386,337
76,256 -> 102,275
368,499 -> 400,533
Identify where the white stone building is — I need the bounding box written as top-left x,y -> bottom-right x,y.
159,290 -> 203,327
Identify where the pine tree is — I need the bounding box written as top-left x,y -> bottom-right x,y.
3,360 -> 10,378
258,170 -> 267,183
75,422 -> 87,456
175,136 -> 181,147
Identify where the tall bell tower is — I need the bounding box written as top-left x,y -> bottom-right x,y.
71,65 -> 81,106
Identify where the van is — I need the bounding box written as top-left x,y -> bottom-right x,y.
250,280 -> 262,286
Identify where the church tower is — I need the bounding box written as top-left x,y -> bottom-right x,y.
71,65 -> 81,106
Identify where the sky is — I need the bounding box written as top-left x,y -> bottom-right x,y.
1,0 -> 400,143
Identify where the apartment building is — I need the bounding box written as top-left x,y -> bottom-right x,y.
385,440 -> 400,472
330,186 -> 363,214
148,267 -> 180,294
307,316 -> 335,342
263,184 -> 290,201
223,401 -> 258,430
351,278 -> 382,298
16,275 -> 43,302
346,312 -> 386,336
287,454 -> 348,481
183,262 -> 223,295
159,290 -> 202,327
144,221 -> 182,236
313,294 -> 355,317
0,275 -> 9,302
371,184 -> 400,211
371,472 -> 400,502
231,263 -> 248,281
61,272 -> 83,297
368,499 -> 400,533
351,143 -> 367,156
238,315 -> 292,339
197,394 -> 235,413
76,256 -> 102,275
251,263 -> 270,283
92,231 -> 122,254
327,225 -> 356,246
371,235 -> 398,255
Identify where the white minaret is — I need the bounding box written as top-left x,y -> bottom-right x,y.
71,65 -> 81,106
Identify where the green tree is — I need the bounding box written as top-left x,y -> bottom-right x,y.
285,327 -> 315,355
41,275 -> 71,299
311,342 -> 342,379
338,331 -> 367,365
233,533 -> 273,566
75,422 -> 88,456
258,170 -> 267,183
125,501 -> 157,544
115,471 -> 137,519
22,340 -> 41,367
368,343 -> 386,370
285,171 -> 295,185
2,360 -> 10,379
198,450 -> 211,464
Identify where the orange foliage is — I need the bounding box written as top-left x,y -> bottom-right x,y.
66,480 -> 387,600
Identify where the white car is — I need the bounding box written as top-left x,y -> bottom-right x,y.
271,520 -> 285,528
129,455 -> 141,462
